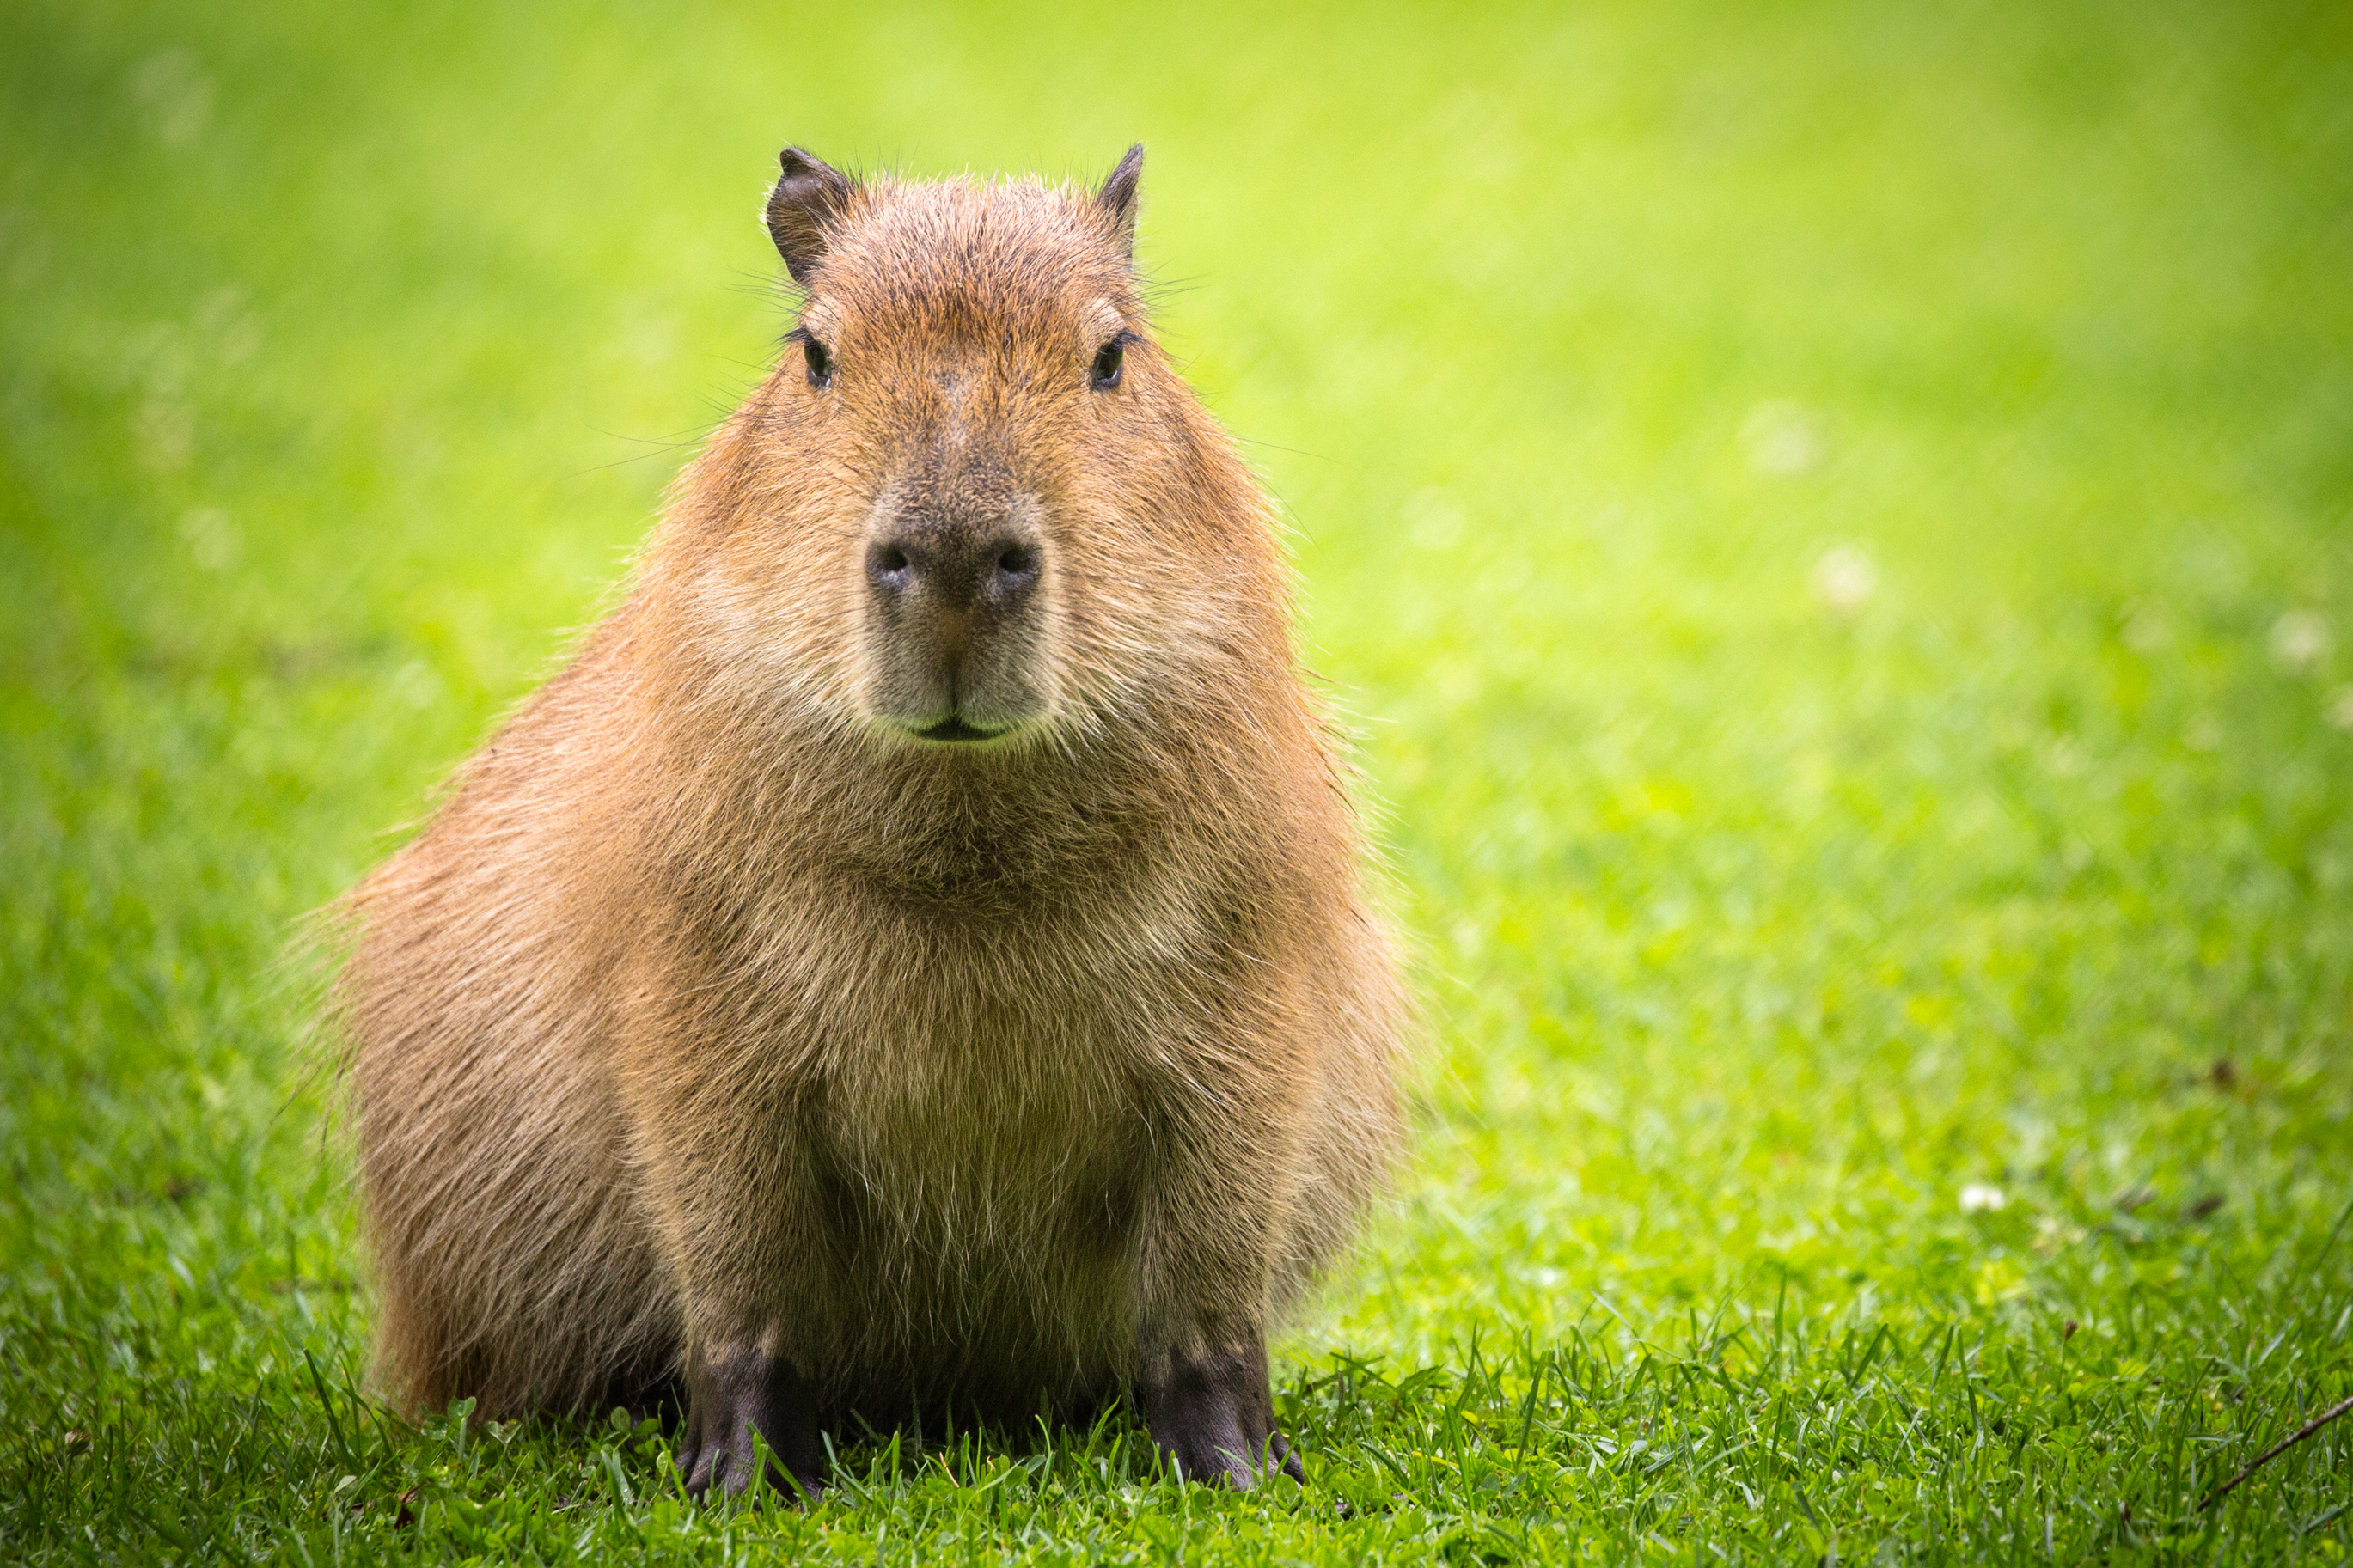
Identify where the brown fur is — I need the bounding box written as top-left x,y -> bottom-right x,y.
334,146 -> 1408,1490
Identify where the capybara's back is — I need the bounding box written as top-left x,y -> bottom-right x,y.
338,144 -> 1408,1498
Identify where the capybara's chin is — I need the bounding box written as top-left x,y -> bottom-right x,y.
859,653 -> 1056,744
334,141 -> 1410,1504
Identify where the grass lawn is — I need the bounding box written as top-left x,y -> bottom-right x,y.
6,0 -> 2353,1560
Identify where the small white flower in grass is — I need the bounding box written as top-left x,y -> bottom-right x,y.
178,507 -> 240,571
131,49 -> 213,149
2120,600 -> 2170,652
133,398 -> 193,471
1741,400 -> 1821,475
391,660 -> 444,711
2328,686 -> 2353,731
2270,610 -> 2331,674
1403,487 -> 1465,552
2033,1214 -> 2086,1253
1811,545 -> 1877,615
1959,1183 -> 2007,1214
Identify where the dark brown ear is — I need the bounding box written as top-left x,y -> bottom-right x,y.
1096,143 -> 1144,259
765,147 -> 854,284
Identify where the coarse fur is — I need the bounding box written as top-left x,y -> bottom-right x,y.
334,144 -> 1409,1495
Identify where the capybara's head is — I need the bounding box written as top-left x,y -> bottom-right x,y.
673,146 -> 1280,756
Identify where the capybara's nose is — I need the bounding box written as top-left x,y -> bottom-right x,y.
866,528 -> 1041,614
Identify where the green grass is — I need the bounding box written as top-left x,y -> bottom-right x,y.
5,0 -> 2352,1560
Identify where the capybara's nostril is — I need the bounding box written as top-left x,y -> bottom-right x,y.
871,529 -> 1038,607
868,540 -> 915,595
992,542 -> 1040,595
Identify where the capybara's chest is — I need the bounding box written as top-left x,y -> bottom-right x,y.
810,994 -> 1159,1265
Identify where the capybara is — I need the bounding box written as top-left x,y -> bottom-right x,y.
335,143 -> 1409,1498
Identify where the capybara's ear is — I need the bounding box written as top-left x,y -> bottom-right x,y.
766,147 -> 855,284
1095,143 -> 1144,259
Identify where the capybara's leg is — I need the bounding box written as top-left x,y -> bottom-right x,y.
1138,1336 -> 1304,1487
617,987 -> 837,1503
677,1342 -> 825,1502
1132,1071 -> 1308,1490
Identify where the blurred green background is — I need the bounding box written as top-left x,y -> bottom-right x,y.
5,0 -> 2351,1561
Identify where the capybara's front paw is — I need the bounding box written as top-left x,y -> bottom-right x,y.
1142,1341 -> 1305,1489
678,1345 -> 824,1504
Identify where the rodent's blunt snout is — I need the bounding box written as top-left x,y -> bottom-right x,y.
859,512 -> 1054,744
865,528 -> 1042,614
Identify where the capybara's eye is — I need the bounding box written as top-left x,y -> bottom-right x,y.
1089,336 -> 1125,392
803,333 -> 834,390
